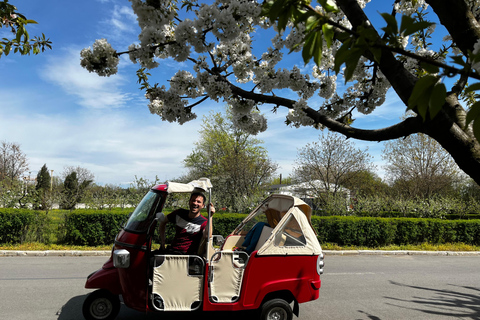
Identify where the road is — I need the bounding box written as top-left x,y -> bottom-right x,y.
0,254 -> 479,320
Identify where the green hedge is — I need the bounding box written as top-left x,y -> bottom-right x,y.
62,210 -> 130,246
0,209 -> 52,244
2,209 -> 480,247
314,216 -> 480,246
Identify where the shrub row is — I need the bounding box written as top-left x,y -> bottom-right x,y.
0,209 -> 52,244
313,216 -> 480,246
2,210 -> 480,247
62,211 -> 130,246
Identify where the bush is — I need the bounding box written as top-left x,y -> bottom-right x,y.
314,216 -> 480,246
2,207 -> 480,248
0,209 -> 52,244
61,210 -> 130,246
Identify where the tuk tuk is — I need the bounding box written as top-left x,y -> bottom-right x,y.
82,178 -> 324,320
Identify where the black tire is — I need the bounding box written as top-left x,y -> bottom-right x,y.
82,289 -> 120,320
260,298 -> 293,320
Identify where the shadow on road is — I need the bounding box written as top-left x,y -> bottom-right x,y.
385,281 -> 480,319
57,294 -> 258,320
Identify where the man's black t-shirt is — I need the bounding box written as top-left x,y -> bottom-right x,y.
167,209 -> 207,254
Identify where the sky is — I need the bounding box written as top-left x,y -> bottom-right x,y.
0,0 -> 408,186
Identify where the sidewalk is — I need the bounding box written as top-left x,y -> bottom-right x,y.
2,249 -> 480,257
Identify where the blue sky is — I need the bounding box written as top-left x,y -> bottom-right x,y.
0,0 -> 407,186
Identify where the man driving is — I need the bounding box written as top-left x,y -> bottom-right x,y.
158,191 -> 215,255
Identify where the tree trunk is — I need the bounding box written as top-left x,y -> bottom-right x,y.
335,0 -> 480,185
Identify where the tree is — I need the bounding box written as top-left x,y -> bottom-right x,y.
382,132 -> 461,198
35,163 -> 51,210
184,110 -> 278,211
0,140 -> 28,182
341,169 -> 390,198
81,0 -> 480,186
0,0 -> 52,57
60,166 -> 94,209
293,131 -> 374,200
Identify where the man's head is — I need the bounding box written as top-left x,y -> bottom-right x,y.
189,192 -> 206,216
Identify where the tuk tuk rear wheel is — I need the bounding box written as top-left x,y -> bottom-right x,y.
260,299 -> 293,320
82,289 -> 120,320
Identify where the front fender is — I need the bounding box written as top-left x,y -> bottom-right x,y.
85,265 -> 122,295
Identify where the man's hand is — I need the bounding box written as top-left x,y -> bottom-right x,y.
207,203 -> 215,215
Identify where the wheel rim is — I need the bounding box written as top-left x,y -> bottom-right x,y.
90,297 -> 113,319
267,306 -> 288,320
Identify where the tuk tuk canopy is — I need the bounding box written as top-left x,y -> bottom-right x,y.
166,178 -> 212,193
234,194 -> 322,256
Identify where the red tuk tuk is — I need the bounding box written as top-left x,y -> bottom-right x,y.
82,178 -> 324,320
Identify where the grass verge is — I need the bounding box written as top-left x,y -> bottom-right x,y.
321,242 -> 480,251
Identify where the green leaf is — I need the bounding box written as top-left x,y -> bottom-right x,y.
407,75 -> 439,118
420,61 -> 439,74
465,82 -> 480,93
302,32 -> 316,65
343,48 -> 362,82
304,14 -> 320,33
451,55 -> 467,67
473,113 -> 480,143
313,32 -> 323,66
429,83 -> 446,119
322,23 -> 333,48
380,12 -> 398,35
466,101 -> 480,126
400,15 -> 434,36
318,0 -> 339,13
334,38 -> 352,74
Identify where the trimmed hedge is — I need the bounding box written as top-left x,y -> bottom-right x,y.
2,209 -> 480,247
62,210 -> 130,246
314,216 -> 480,246
0,209 -> 51,244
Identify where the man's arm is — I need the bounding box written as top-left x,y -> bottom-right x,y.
158,219 -> 168,250
203,203 -> 215,239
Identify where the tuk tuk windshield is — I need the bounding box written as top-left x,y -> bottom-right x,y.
124,190 -> 165,232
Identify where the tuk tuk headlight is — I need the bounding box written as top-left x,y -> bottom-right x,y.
317,252 -> 324,275
113,249 -> 130,268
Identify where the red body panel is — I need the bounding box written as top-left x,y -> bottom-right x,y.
202,252 -> 321,311
85,257 -> 122,294
115,229 -> 150,312
85,229 -> 151,312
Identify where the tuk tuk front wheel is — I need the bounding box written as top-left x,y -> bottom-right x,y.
82,289 -> 120,320
260,299 -> 293,320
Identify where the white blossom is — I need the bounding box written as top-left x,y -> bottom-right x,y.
80,39 -> 119,77
286,99 -> 315,128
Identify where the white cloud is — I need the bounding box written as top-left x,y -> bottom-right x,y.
39,47 -> 134,109
0,95 -> 203,185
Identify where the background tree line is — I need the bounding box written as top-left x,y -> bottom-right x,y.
1,107 -> 480,214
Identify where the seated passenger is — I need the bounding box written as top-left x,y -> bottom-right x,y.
241,222 -> 270,254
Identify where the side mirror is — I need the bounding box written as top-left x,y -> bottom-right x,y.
212,235 -> 225,247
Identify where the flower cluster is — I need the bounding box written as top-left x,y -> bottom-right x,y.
80,0 -> 468,135
286,99 -> 315,128
80,39 -> 119,77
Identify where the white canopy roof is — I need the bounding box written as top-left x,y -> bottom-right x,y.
166,178 -> 212,193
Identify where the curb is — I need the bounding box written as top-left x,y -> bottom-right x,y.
0,250 -> 111,257
323,250 -> 480,256
2,250 -> 480,257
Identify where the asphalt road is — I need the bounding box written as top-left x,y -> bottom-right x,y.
0,254 -> 479,320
